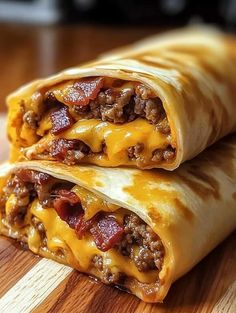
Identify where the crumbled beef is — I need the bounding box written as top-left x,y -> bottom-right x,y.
102,267 -> 124,285
3,174 -> 36,226
68,81 -> 166,126
133,97 -> 146,117
72,87 -> 136,123
151,146 -> 175,163
117,214 -> 164,272
156,116 -> 171,134
135,84 -> 153,99
150,149 -> 163,163
92,255 -> 124,285
127,143 -> 144,160
131,246 -> 156,271
49,138 -> 90,165
144,99 -> 164,124
92,254 -> 103,271
3,170 -> 69,225
99,88 -> 136,123
92,216 -> 163,284
163,147 -> 175,161
31,216 -> 47,246
133,96 -> 164,124
0,195 -> 6,213
127,143 -> 176,165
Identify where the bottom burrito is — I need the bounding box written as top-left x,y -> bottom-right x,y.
0,135 -> 236,303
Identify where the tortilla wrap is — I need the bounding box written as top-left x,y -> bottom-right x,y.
7,27 -> 236,169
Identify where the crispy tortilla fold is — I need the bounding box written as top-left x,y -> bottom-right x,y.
1,134 -> 236,302
7,27 -> 236,169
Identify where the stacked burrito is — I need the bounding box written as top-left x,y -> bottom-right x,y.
0,27 -> 236,303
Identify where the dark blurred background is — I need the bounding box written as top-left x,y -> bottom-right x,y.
0,0 -> 235,30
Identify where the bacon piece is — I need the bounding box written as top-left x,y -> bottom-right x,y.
49,138 -> 90,163
50,106 -> 74,135
16,169 -> 51,185
75,215 -> 97,238
53,189 -> 83,229
54,189 -> 79,205
15,169 -> 57,205
52,188 -> 124,252
62,77 -> 104,106
49,139 -> 76,160
53,188 -> 96,235
90,215 -> 124,252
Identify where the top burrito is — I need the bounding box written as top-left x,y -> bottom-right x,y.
7,27 -> 236,169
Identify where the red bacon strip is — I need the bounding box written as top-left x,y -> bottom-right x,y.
49,138 -> 76,160
15,169 -> 57,205
50,106 -> 74,135
90,215 -> 124,252
49,138 -> 90,163
52,188 -> 124,252
53,189 -> 83,229
75,215 -> 97,238
62,77 -> 104,106
16,169 -> 51,185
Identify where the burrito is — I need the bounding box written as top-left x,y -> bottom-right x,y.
1,134 -> 236,302
7,27 -> 236,169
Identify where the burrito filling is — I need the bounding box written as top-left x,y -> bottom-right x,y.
10,77 -> 175,168
0,169 -> 164,295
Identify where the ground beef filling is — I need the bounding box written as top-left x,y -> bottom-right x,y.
2,170 -> 71,226
44,81 -> 168,127
118,214 -> 163,272
2,170 -> 164,285
92,213 -> 164,285
46,139 -> 175,166
22,78 -> 175,165
92,255 -> 125,285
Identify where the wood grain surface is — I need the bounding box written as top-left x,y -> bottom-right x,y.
0,23 -> 235,313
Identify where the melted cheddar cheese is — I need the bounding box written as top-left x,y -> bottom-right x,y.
1,185 -> 160,284
8,77 -> 173,167
27,200 -> 159,284
72,185 -> 119,220
25,118 -> 171,167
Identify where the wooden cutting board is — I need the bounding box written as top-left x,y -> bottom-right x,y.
0,114 -> 235,313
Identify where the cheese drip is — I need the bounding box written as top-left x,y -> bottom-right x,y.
27,200 -> 159,284
1,171 -> 162,288
26,118 -> 171,167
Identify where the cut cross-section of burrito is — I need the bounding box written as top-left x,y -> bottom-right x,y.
7,27 -> 236,169
1,135 -> 236,302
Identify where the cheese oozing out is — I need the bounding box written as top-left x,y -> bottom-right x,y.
8,77 -> 174,167
24,117 -> 171,167
1,182 -> 162,287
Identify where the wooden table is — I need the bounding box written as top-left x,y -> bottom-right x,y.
0,23 -> 235,313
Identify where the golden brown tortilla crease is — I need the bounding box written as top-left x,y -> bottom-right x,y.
7,27 -> 236,169
1,134 -> 236,302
